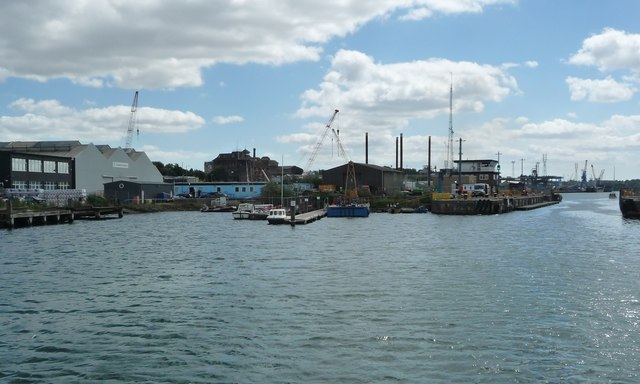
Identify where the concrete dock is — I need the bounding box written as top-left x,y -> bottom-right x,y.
1,205 -> 124,229
271,209 -> 326,225
430,193 -> 561,215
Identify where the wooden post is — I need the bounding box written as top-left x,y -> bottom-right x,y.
290,200 -> 296,226
6,199 -> 13,229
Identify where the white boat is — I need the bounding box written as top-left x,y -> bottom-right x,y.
232,203 -> 254,219
266,208 -> 288,225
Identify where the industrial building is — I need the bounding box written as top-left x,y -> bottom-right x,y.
0,141 -> 163,195
432,159 -> 500,193
104,180 -> 172,203
322,163 -> 403,195
204,148 -> 302,182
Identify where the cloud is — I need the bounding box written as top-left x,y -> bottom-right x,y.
399,8 -> 434,21
138,145 -> 211,167
569,28 -> 640,72
0,1 -> 515,89
213,115 -> 245,125
287,49 -> 518,168
566,76 -> 636,102
399,0 -> 515,20
0,98 -> 205,143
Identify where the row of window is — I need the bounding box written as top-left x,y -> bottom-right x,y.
11,181 -> 70,190
234,186 -> 254,192
12,158 -> 69,174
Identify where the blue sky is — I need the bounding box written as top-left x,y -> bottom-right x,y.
2,0 -> 640,180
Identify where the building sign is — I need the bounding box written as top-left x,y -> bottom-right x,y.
113,162 -> 129,169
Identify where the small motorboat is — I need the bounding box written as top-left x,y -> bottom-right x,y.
266,208 -> 288,225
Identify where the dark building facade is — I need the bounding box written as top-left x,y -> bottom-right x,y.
104,180 -> 172,203
204,149 -> 302,182
322,163 -> 403,195
0,150 -> 74,190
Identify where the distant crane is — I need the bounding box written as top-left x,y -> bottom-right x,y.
124,91 -> 139,149
591,164 -> 605,189
445,74 -> 454,171
304,109 -> 342,172
580,160 -> 588,191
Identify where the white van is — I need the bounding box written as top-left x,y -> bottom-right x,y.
463,183 -> 489,197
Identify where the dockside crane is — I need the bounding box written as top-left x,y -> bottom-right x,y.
304,109 -> 341,172
591,164 -> 605,188
580,160 -> 588,191
124,91 -> 139,149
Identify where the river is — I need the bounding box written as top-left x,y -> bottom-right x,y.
1,192 -> 639,383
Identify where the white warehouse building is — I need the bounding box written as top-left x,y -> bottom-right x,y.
0,141 -> 163,195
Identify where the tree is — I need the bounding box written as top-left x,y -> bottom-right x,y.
260,182 -> 294,198
300,172 -> 323,188
209,167 -> 228,181
153,161 -> 205,179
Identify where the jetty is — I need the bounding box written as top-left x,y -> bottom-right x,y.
269,208 -> 326,225
1,202 -> 123,229
430,192 -> 561,215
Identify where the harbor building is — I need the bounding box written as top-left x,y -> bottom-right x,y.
322,163 -> 404,195
0,141 -> 162,195
172,181 -> 267,200
0,148 -> 73,191
204,148 -> 302,182
433,159 -> 500,193
104,180 -> 173,203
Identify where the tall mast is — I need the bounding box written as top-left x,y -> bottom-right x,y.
446,74 -> 454,171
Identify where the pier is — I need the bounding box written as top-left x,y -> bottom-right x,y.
1,203 -> 123,229
290,209 -> 326,225
430,193 -> 561,215
268,209 -> 326,225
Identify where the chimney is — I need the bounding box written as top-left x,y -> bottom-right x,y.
253,148 -> 256,158
365,132 -> 369,164
428,136 -> 432,188
400,133 -> 403,170
395,137 -> 399,169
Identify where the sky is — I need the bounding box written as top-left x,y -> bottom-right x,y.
2,0 -> 640,181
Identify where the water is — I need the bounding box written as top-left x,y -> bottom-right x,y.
1,192 -> 639,383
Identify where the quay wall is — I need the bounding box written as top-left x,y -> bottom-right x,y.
431,193 -> 559,215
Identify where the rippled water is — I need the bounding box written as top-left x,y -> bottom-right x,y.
2,192 -> 639,383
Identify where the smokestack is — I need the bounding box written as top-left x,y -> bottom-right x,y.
395,137 -> 399,169
253,148 -> 256,158
428,136 -> 432,188
400,133 -> 403,170
365,132 -> 369,164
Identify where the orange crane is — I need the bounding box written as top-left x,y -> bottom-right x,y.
124,91 -> 139,148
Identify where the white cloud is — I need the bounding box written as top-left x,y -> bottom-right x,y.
399,7 -> 434,21
399,0 -> 515,19
213,115 -> 245,125
0,1 -> 516,89
0,98 -> 205,143
287,49 -> 518,168
566,76 -> 635,103
138,145 -> 211,167
569,28 -> 640,72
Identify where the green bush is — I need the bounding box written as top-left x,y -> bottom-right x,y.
87,194 -> 110,207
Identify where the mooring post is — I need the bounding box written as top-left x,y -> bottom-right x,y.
6,198 -> 13,228
290,200 -> 296,226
